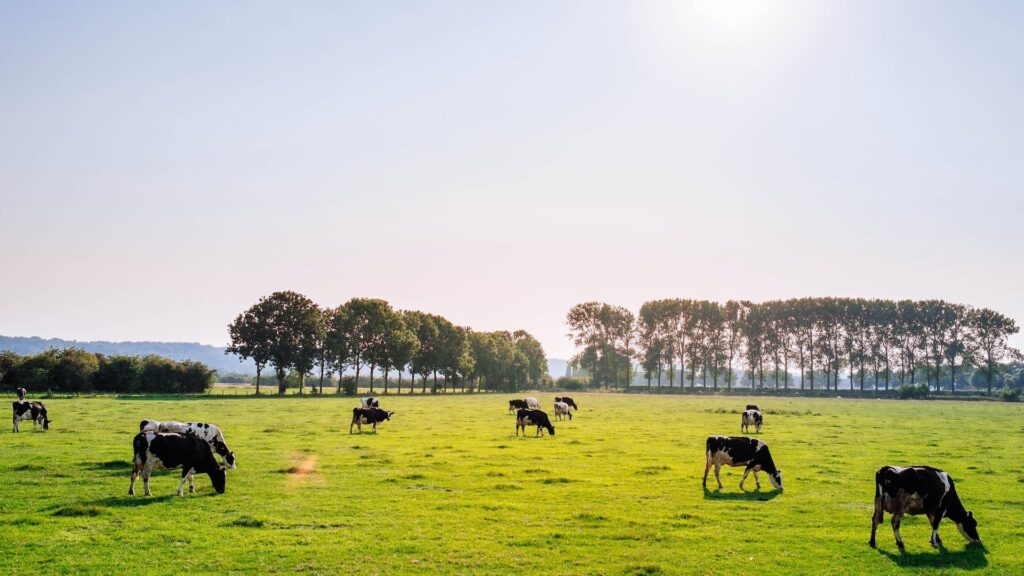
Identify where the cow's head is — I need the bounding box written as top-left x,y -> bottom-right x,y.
957,511 -> 981,543
210,466 -> 227,494
211,440 -> 236,470
386,411 -> 394,421
769,469 -> 783,490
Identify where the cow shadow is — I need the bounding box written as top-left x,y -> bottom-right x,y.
82,460 -> 133,476
877,543 -> 988,570
702,487 -> 780,501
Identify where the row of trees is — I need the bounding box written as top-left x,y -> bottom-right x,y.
0,348 -> 215,394
568,298 -> 1021,394
226,292 -> 549,395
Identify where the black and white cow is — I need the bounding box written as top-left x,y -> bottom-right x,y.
361,397 -> 380,408
703,435 -> 783,491
741,409 -> 763,434
129,432 -> 226,496
16,388 -> 27,401
515,408 -> 555,437
745,404 -> 759,411
553,401 -> 573,421
870,465 -> 981,550
554,396 -> 578,410
508,399 -> 529,414
350,407 -> 393,433
12,401 -> 50,432
139,420 -> 236,469
524,396 -> 541,409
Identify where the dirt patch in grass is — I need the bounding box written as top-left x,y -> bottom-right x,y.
541,477 -> 574,484
624,564 -> 663,575
636,465 -> 671,475
401,473 -> 426,480
494,483 -> 522,491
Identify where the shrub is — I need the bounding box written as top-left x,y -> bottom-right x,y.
555,376 -> 587,392
340,376 -> 358,396
999,388 -> 1021,402
898,383 -> 930,399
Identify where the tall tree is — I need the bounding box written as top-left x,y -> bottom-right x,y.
225,307 -> 272,395
969,308 -> 1021,394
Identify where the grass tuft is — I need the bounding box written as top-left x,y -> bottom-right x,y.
229,516 -> 265,528
624,564 -> 663,575
53,504 -> 104,517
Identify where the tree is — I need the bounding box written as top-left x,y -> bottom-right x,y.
226,307 -> 273,395
338,298 -> 396,393
969,308 -> 1021,394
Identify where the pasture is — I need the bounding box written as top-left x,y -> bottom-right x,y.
1,394 -> 1021,575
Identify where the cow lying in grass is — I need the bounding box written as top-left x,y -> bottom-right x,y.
140,420 -> 236,469
515,409 -> 554,437
870,465 -> 981,550
703,435 -> 782,491
130,432 -> 226,496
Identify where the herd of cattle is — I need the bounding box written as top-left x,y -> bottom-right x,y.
10,389 -> 982,550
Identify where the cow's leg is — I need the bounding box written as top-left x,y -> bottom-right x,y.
177,468 -> 192,496
568,412 -> 572,421
702,457 -> 711,489
143,465 -> 152,497
349,419 -> 355,434
891,513 -> 905,551
12,417 -> 17,433
739,467 -> 750,489
188,470 -> 196,493
869,499 -> 883,548
929,514 -> 943,547
714,464 -> 724,489
753,469 -> 762,489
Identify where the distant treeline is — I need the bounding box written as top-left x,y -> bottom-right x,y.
568,298 -> 1021,395
0,348 -> 215,394
227,291 -> 550,395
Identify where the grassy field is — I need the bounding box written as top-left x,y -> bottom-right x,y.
1,394 -> 1021,575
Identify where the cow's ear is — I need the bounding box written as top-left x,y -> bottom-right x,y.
968,511 -> 973,518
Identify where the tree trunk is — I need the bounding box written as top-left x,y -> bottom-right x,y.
384,369 -> 389,394
318,362 -> 325,394
369,366 -> 376,393
255,367 -> 262,396
276,368 -> 286,395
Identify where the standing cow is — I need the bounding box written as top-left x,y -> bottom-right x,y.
361,397 -> 380,408
524,397 -> 541,409
129,432 -> 226,496
139,420 -> 236,469
16,388 -> 27,401
741,409 -> 763,434
555,396 -> 578,410
508,399 -> 529,414
703,435 -> 783,491
515,409 -> 555,437
553,401 -> 573,421
350,407 -> 393,433
870,465 -> 981,550
12,401 -> 50,432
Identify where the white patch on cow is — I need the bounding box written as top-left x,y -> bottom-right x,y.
938,472 -> 951,499
755,440 -> 766,452
525,397 -> 540,409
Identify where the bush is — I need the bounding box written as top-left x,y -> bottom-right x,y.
340,376 -> 358,396
555,376 -> 587,392
999,388 -> 1021,402
898,383 -> 930,399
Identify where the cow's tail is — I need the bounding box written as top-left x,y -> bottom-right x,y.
705,438 -> 714,466
132,433 -> 148,467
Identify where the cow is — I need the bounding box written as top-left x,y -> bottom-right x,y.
741,409 -> 763,434
350,407 -> 393,433
16,388 -> 27,401
12,401 -> 50,432
553,401 -> 573,421
139,420 -> 236,469
525,396 -> 541,409
508,399 -> 529,414
703,435 -> 783,491
361,397 -> 380,408
129,432 -> 226,496
515,408 -> 555,437
555,396 -> 578,410
745,404 -> 759,411
870,465 -> 981,550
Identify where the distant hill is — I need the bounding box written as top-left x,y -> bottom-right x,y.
0,335 -> 254,375
1,335 -> 568,380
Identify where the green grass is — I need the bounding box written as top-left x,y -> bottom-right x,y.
0,394 -> 1021,575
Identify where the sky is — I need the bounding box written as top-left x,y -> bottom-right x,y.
1,1 -> 1022,360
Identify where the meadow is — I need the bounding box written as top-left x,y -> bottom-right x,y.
1,393 -> 1021,575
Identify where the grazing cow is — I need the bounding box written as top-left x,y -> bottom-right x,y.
745,404 -> 759,411
350,407 -> 393,433
525,396 -> 541,409
139,420 -> 236,469
12,401 -> 50,432
553,401 -> 573,421
555,396 -> 578,410
741,409 -> 763,434
508,399 -> 529,414
361,397 -> 380,408
16,388 -> 27,401
515,409 -> 555,437
129,432 -> 226,496
870,465 -> 981,550
703,435 -> 783,491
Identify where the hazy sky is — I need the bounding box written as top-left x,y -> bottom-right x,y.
2,1 -> 1022,359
